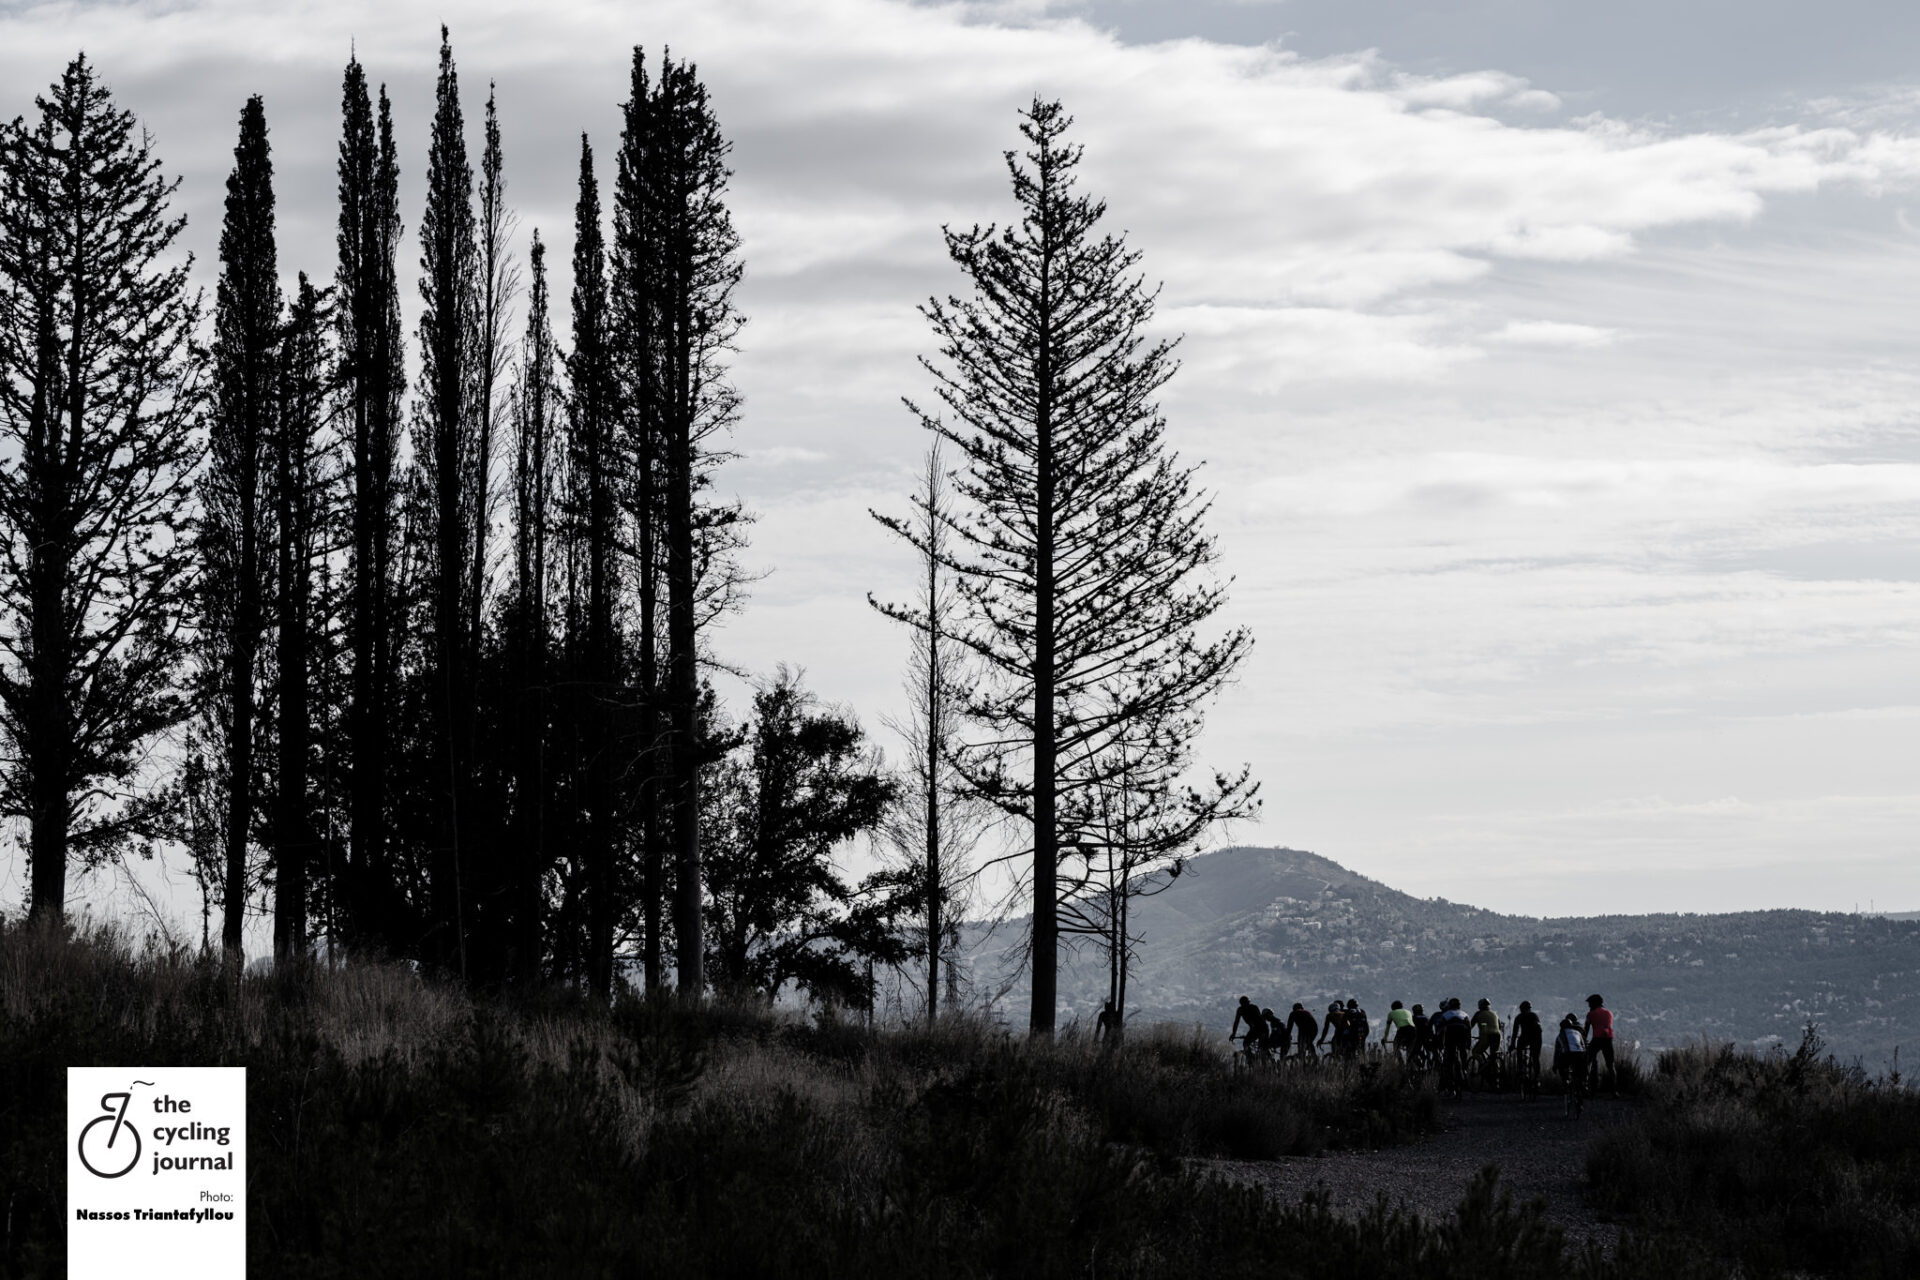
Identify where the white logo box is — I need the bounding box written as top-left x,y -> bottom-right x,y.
68,1066 -> 246,1280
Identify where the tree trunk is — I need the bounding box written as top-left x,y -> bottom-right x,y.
1029,226 -> 1058,1036
925,538 -> 942,1026
667,293 -> 702,1001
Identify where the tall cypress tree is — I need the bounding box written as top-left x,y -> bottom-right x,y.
653,56 -> 746,1000
568,135 -> 620,998
414,26 -> 480,976
612,47 -> 666,993
471,85 -> 514,660
336,57 -> 404,951
0,56 -> 203,920
204,94 -> 281,957
271,275 -> 331,963
508,231 -> 560,982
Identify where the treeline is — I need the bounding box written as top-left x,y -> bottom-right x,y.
0,40 -> 1253,1026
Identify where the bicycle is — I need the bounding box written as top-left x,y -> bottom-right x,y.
1228,1035 -> 1271,1077
1438,1044 -> 1467,1101
1511,1043 -> 1541,1102
1559,1056 -> 1586,1120
1470,1041 -> 1505,1092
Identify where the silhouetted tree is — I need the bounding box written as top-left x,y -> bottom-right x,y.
872,442 -> 989,1023
0,56 -> 203,921
270,276 -> 333,963
505,232 -> 562,981
202,94 -> 281,956
470,84 -> 516,673
567,134 -> 622,997
653,55 -> 747,1001
413,26 -> 481,976
612,47 -> 668,993
335,56 -> 405,950
908,99 -> 1254,1034
704,671 -> 906,1005
1057,688 -> 1253,1025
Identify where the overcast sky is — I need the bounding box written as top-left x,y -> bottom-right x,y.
5,0 -> 1920,931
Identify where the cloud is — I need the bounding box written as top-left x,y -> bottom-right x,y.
1490,320 -> 1616,348
9,0 -> 1920,916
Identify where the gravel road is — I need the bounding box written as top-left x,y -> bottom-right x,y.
1205,1091 -> 1639,1252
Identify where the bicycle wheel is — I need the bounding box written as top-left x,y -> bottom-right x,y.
78,1114 -> 141,1179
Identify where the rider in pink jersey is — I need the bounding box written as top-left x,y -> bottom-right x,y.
1584,994 -> 1617,1095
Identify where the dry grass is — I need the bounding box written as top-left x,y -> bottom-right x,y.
0,914 -> 1731,1278
1586,1026 -> 1920,1279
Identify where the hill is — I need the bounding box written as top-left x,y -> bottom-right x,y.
963,846 -> 1920,1067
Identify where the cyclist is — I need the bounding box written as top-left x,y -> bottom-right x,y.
1228,995 -> 1267,1060
1319,1001 -> 1346,1055
1346,999 -> 1370,1055
1553,1014 -> 1588,1093
1262,1006 -> 1289,1059
1408,1003 -> 1432,1068
1584,994 -> 1618,1095
1509,1000 -> 1543,1094
1470,998 -> 1503,1079
1434,998 -> 1473,1091
1382,1000 -> 1415,1057
1287,1002 -> 1320,1059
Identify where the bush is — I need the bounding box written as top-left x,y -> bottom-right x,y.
0,917 -> 1719,1277
1585,1025 -> 1920,1279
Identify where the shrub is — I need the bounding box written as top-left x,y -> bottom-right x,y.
0,917 -> 1720,1277
1585,1025 -> 1920,1279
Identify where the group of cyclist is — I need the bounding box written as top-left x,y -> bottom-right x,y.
1227,991 -> 1621,1102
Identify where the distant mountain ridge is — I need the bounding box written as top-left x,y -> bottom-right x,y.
961,845 -> 1920,1068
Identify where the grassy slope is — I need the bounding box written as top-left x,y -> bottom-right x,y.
1587,1028 -> 1920,1280
0,918 -> 1738,1278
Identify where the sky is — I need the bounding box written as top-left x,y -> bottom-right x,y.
4,0 -> 1920,931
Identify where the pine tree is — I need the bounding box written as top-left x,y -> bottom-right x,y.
203,93 -> 281,957
653,55 -> 746,1001
907,99 -> 1254,1034
0,56 -> 203,920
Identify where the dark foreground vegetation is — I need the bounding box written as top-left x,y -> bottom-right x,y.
0,919 -> 1750,1278
1588,1027 -> 1920,1279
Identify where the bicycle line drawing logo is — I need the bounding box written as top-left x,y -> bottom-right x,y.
77,1081 -> 155,1179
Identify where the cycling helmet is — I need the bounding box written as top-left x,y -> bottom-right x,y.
1347,999 -> 1359,1010
1328,1002 -> 1341,1013
1519,1000 -> 1532,1012
1587,993 -> 1605,1007
1477,998 -> 1490,1010
1261,1007 -> 1277,1019
1411,1004 -> 1424,1015
1390,1000 -> 1404,1011
1292,1002 -> 1304,1012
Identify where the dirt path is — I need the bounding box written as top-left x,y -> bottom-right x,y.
1206,1092 -> 1637,1252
